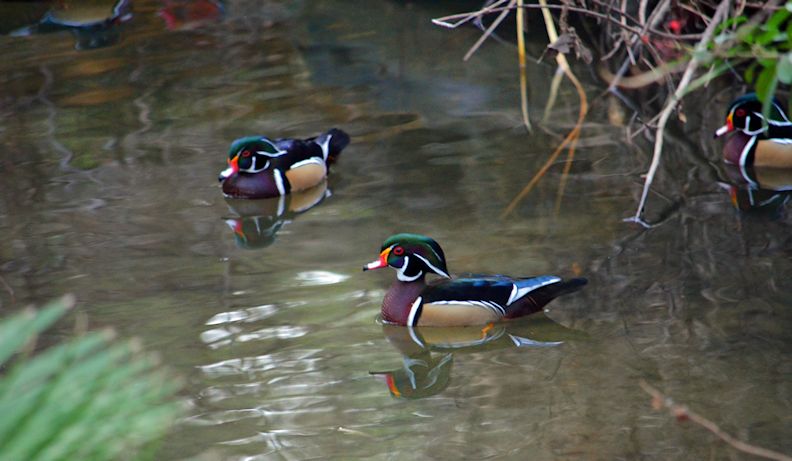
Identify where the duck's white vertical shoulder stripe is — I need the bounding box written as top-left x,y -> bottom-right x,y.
507,276 -> 561,305
407,297 -> 422,326
273,169 -> 286,195
319,134 -> 333,160
739,135 -> 758,185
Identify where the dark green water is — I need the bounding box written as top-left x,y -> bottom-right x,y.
1,1 -> 790,459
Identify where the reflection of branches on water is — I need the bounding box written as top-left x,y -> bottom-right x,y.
628,0 -> 730,226
0,273 -> 15,308
640,380 -> 792,461
36,64 -> 102,187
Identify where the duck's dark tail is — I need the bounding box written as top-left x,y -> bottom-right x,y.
505,277 -> 587,319
314,128 -> 350,164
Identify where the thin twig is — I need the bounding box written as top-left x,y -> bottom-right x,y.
463,0 -> 514,61
433,3 -> 698,41
628,0 -> 730,224
432,0 -> 508,29
640,381 -> 792,461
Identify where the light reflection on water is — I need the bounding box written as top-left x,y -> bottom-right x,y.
1,0 -> 791,460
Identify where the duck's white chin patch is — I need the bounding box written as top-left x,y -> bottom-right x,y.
396,256 -> 422,282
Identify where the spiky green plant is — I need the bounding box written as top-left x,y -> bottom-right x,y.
0,296 -> 182,461
700,3 -> 792,116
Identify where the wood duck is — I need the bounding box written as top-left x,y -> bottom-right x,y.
8,0 -> 133,50
721,165 -> 792,218
363,234 -> 587,327
714,93 -> 792,169
219,128 -> 350,199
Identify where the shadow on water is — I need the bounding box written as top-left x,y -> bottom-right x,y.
0,0 -> 791,459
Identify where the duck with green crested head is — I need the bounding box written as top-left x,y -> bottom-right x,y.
714,93 -> 792,169
219,128 -> 350,199
363,234 -> 587,327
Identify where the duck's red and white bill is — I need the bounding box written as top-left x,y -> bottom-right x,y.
363,248 -> 391,271
714,124 -> 731,137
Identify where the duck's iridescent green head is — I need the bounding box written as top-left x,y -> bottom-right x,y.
363,233 -> 450,281
714,93 -> 789,138
218,136 -> 285,182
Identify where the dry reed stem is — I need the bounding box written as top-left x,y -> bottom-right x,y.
501,0 -> 588,218
543,67 -> 564,123
628,0 -> 730,225
640,381 -> 792,461
516,0 -> 532,132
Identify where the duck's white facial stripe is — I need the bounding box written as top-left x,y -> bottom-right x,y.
396,256 -> 422,282
743,115 -> 766,136
245,157 -> 271,173
256,148 -> 287,158
413,253 -> 449,278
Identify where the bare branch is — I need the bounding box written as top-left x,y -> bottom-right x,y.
640,381 -> 792,461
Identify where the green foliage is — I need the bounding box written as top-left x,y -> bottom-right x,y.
706,3 -> 792,116
0,296 -> 182,461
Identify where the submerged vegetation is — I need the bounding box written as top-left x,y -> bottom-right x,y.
0,296 -> 181,461
433,1 -> 791,223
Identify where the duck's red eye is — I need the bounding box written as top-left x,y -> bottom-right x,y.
241,150 -> 251,158
736,109 -> 746,117
392,246 -> 405,256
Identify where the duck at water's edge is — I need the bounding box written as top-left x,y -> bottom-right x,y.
714,93 -> 792,168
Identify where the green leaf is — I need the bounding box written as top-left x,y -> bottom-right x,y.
0,299 -> 182,461
756,9 -> 791,46
778,52 -> 792,83
0,295 -> 74,366
744,61 -> 758,83
756,63 -> 780,128
0,333 -> 110,446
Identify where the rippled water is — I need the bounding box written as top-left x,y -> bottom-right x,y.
1,1 -> 791,460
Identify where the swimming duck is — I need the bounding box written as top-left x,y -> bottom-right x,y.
714,93 -> 792,168
363,233 -> 587,327
219,128 -> 349,199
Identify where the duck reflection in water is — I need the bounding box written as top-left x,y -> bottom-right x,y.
223,181 -> 330,249
372,320 -> 581,399
158,0 -> 224,31
720,164 -> 792,219
8,0 -> 132,50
